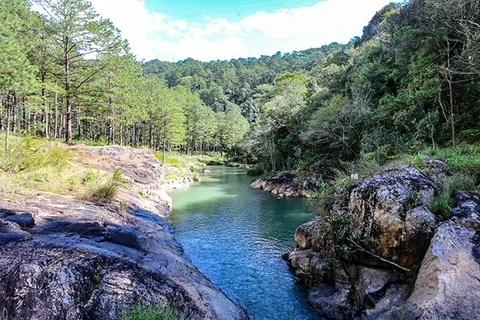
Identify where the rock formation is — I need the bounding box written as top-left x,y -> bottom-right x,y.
0,146 -> 247,320
285,164 -> 480,319
250,171 -> 319,198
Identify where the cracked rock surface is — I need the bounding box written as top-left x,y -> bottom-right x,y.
0,146 -> 247,320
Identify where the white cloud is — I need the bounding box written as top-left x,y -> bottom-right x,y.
89,0 -> 392,62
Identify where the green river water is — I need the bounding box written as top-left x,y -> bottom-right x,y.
169,166 -> 319,320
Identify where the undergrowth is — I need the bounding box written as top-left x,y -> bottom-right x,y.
119,303 -> 184,320
410,144 -> 480,182
246,163 -> 264,176
1,135 -> 73,173
164,171 -> 200,181
155,152 -> 224,170
84,168 -> 128,203
0,135 -> 79,195
428,174 -> 476,220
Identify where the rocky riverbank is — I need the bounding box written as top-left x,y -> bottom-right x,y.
0,146 -> 247,320
250,171 -> 320,198
283,163 -> 480,319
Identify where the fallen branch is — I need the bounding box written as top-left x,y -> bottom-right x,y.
347,238 -> 411,272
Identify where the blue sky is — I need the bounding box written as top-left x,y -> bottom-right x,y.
145,0 -> 322,21
89,0 -> 394,62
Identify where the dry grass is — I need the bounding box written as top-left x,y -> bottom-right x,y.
0,136 -> 113,201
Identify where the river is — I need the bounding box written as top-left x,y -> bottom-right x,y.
168,166 -> 319,320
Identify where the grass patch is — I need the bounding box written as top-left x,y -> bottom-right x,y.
0,135 -> 84,196
119,303 -> 183,320
0,135 -> 73,173
84,168 -> 128,203
155,152 -> 224,170
164,171 -> 184,180
409,144 -> 480,181
428,174 -> 476,220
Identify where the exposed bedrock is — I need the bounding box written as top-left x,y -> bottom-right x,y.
286,164 -> 480,319
0,146 -> 247,320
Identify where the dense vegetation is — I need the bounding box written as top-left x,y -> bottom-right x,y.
119,303 -> 183,320
2,0 -> 480,178
0,0 -> 249,160
144,0 -> 480,177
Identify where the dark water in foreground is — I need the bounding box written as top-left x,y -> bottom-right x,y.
169,166 -> 318,320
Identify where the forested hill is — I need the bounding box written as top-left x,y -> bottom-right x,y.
143,43 -> 346,122
144,0 -> 480,175
2,0 -> 480,177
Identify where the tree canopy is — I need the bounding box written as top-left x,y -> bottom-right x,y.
2,0 -> 480,173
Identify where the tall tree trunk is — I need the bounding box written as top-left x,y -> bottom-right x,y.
45,100 -> 49,138
27,103 -> 31,133
5,94 -> 10,152
42,78 -> 49,138
11,95 -> 16,134
191,136 -> 195,155
446,40 -> 456,147
162,138 -> 166,164
64,37 -> 72,143
119,123 -> 124,146
54,91 -> 58,139
132,122 -> 137,147
76,105 -> 81,140
448,74 -> 456,147
107,97 -> 114,145
149,118 -> 154,149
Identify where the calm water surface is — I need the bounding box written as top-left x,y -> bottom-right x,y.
169,166 -> 318,320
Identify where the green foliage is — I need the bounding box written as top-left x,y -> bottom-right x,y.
247,164 -> 264,176
426,145 -> 480,181
327,211 -> 357,251
155,152 -> 215,170
428,174 -> 476,220
119,303 -> 183,320
0,135 -> 72,173
3,0 -> 480,184
86,168 -> 127,203
408,145 -> 480,182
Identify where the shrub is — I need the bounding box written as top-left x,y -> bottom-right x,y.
0,135 -> 73,173
247,164 -> 264,176
86,168 -> 127,203
414,144 -> 480,182
119,303 -> 183,320
164,171 -> 182,180
428,174 -> 476,220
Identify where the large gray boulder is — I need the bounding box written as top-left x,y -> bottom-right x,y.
386,192 -> 480,320
288,164 -> 480,320
346,166 -> 438,268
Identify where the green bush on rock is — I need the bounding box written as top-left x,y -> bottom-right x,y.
85,168 -> 128,203
119,303 -> 184,320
